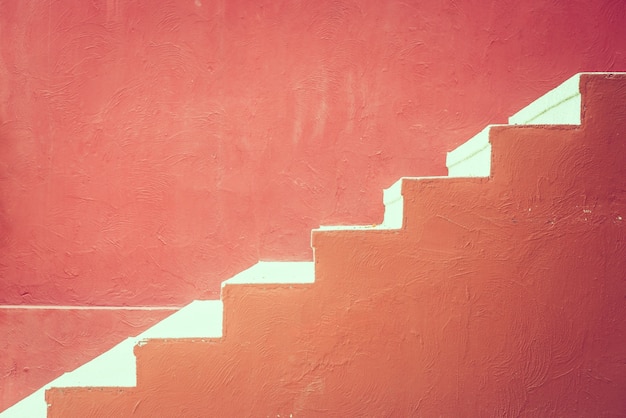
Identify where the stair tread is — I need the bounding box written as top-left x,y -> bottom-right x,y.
221,261 -> 314,286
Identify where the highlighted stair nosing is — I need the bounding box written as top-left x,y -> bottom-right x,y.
222,261 -> 315,286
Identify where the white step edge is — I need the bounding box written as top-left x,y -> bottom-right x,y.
0,300 -> 223,418
316,180 -> 405,231
317,176 -> 455,232
221,261 -> 315,287
510,72 -> 626,126
446,72 -> 588,178
508,73 -> 582,125
381,179 -> 403,229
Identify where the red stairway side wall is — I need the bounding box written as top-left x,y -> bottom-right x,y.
2,0 -> 626,412
47,74 -> 626,417
0,308 -> 174,411
1,1 -> 626,306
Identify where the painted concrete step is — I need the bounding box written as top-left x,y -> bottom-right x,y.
446,72 -> 626,178
489,75 -> 626,193
135,261 -> 315,388
318,175 -> 462,233
221,261 -> 315,287
318,176 -> 490,236
0,301 -> 222,418
44,72 -> 626,416
446,73 -> 582,178
316,178 -> 404,231
0,307 -> 174,414
40,262 -> 314,413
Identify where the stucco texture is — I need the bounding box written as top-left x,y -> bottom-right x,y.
2,0 -> 626,306
2,0 -> 626,413
47,74 -> 626,416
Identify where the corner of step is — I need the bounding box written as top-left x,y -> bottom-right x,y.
313,179 -> 407,232
446,72 -> 626,178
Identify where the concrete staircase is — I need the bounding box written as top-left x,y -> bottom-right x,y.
0,263 -> 312,417
4,72 -> 626,417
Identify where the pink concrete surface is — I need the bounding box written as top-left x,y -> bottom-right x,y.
47,74 -> 626,417
1,1 -> 625,306
2,0 -> 626,412
0,308 -> 173,410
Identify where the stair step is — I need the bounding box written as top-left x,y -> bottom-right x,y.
18,262 -> 313,416
446,125 -> 499,177
0,301 -> 222,418
446,72 -> 594,178
317,178 -> 404,231
36,72 -> 626,416
221,261 -> 314,287
508,73 -> 582,126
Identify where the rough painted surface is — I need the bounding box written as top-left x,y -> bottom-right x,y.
47,75 -> 626,416
0,308 -> 173,410
2,0 -> 626,412
2,1 -> 626,307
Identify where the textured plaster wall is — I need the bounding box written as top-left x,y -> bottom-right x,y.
2,0 -> 626,307
47,74 -> 626,417
0,307 -> 173,410
1,0 -> 626,412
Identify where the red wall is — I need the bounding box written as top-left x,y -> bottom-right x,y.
47,74 -> 626,416
2,0 -> 626,411
2,0 -> 626,307
0,308 -> 173,410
